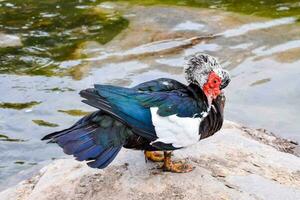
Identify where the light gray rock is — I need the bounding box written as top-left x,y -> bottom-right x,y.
0,33 -> 22,47
1,121 -> 299,200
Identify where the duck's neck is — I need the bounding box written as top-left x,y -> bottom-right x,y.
187,83 -> 211,109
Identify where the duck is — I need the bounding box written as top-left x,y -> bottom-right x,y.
42,53 -> 231,173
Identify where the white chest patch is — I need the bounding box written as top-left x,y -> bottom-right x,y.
150,107 -> 203,148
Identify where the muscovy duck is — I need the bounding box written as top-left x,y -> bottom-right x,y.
42,53 -> 230,173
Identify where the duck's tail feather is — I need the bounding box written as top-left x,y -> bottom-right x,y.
42,111 -> 124,169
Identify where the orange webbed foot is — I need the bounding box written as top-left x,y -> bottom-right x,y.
161,151 -> 194,173
144,151 -> 164,162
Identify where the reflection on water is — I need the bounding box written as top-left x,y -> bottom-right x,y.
221,17 -> 297,37
122,0 -> 300,19
0,0 -> 128,76
0,0 -> 300,191
250,78 -> 271,86
253,39 -> 300,57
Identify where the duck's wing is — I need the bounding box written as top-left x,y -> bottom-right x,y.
133,78 -> 208,118
80,86 -> 156,141
81,78 -> 208,142
132,78 -> 187,92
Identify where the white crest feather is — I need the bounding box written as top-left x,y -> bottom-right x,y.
184,53 -> 223,88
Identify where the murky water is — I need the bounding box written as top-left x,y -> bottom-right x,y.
1,0 -> 300,190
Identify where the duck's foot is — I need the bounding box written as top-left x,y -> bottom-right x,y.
161,151 -> 194,173
144,151 -> 164,162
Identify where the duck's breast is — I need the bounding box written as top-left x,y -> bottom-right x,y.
150,107 -> 204,148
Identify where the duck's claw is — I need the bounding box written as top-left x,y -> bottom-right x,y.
161,151 -> 194,173
144,151 -> 164,162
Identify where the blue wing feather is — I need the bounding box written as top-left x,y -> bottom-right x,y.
63,138 -> 95,155
42,111 -> 130,169
133,78 -> 186,92
94,85 -> 153,127
93,78 -> 207,140
87,147 -> 121,169
75,145 -> 104,161
96,80 -> 203,117
94,84 -> 156,140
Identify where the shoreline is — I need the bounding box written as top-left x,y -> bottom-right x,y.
1,120 -> 299,200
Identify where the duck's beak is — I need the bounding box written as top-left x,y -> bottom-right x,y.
220,70 -> 231,90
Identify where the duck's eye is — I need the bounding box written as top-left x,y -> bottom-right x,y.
213,80 -> 217,84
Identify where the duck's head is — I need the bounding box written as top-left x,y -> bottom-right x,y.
184,53 -> 230,100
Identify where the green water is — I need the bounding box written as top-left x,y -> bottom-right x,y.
0,0 -> 128,76
124,0 -> 300,18
1,0 -> 299,77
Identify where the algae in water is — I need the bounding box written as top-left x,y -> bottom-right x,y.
32,120 -> 59,127
0,134 -> 25,142
0,101 -> 41,110
58,109 -> 91,116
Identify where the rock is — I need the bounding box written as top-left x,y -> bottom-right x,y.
1,121 -> 299,200
0,33 -> 22,47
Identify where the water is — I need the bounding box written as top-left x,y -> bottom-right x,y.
0,0 -> 128,76
0,0 -> 300,190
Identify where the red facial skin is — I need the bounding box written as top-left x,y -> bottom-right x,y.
202,72 -> 222,99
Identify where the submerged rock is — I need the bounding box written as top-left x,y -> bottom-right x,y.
0,33 -> 22,47
1,121 -> 299,200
